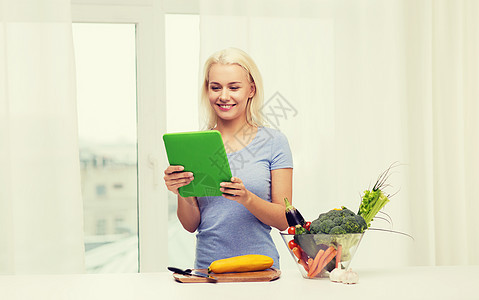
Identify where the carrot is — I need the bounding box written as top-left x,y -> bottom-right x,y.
292,247 -> 302,260
309,246 -> 334,278
293,247 -> 309,271
309,249 -> 336,278
318,246 -> 335,268
307,257 -> 314,267
307,249 -> 325,277
310,249 -> 337,278
298,258 -> 309,272
335,245 -> 343,269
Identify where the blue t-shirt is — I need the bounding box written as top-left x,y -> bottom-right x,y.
194,126 -> 293,269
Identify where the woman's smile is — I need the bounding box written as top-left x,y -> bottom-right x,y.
217,103 -> 236,111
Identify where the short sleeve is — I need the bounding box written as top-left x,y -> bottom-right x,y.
270,129 -> 293,170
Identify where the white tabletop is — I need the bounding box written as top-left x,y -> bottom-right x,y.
1,265 -> 478,300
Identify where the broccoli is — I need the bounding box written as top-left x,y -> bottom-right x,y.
355,215 -> 368,232
341,216 -> 362,233
326,209 -> 342,219
340,206 -> 356,217
332,216 -> 343,226
317,212 -> 329,221
319,219 -> 335,234
329,226 -> 347,234
310,218 -> 335,234
310,207 -> 367,234
309,219 -> 322,234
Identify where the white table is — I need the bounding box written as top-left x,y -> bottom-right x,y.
1,266 -> 478,300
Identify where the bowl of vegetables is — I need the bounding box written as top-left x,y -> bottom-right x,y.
281,206 -> 366,279
281,232 -> 364,279
281,163 -> 404,280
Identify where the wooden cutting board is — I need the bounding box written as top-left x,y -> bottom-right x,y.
172,268 -> 281,283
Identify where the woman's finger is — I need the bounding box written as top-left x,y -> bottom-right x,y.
220,182 -> 236,189
163,165 -> 195,195
230,177 -> 242,183
164,165 -> 185,175
167,178 -> 194,194
164,167 -> 193,181
167,177 -> 193,186
222,193 -> 237,199
220,186 -> 242,196
166,171 -> 193,181
220,187 -> 239,194
220,177 -> 242,188
222,188 -> 246,198
220,177 -> 249,199
166,174 -> 194,186
220,185 -> 244,195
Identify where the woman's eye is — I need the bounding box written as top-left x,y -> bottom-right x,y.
230,86 -> 239,91
210,86 -> 221,91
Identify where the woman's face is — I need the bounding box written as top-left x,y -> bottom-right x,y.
208,63 -> 255,124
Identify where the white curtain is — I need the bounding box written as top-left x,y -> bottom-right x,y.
199,0 -> 479,267
0,0 -> 84,273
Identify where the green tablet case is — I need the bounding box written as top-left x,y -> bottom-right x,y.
163,130 -> 232,197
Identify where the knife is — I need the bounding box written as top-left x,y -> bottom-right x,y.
167,267 -> 218,282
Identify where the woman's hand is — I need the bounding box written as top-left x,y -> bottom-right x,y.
220,177 -> 252,204
220,169 -> 292,231
163,165 -> 194,195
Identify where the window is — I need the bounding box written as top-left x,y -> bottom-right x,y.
73,23 -> 139,273
96,219 -> 107,235
113,183 -> 124,189
95,184 -> 107,196
72,0 -> 189,272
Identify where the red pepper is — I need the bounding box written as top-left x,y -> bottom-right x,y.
288,240 -> 299,250
287,226 -> 296,235
303,221 -> 311,231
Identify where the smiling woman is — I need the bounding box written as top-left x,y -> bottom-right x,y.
163,47 -> 293,270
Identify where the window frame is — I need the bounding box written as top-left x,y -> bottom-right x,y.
71,0 -> 173,272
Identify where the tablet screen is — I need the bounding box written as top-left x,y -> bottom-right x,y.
163,130 -> 232,197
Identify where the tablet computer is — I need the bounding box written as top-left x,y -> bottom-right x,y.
163,130 -> 232,198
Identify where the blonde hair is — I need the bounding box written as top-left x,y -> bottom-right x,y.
200,48 -> 265,129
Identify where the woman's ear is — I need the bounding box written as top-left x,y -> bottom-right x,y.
249,83 -> 256,98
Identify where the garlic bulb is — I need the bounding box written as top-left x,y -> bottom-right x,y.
329,268 -> 359,284
341,268 -> 359,284
329,268 -> 346,282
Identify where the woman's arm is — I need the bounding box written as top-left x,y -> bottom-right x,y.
177,195 -> 201,233
163,165 -> 200,232
220,168 -> 293,231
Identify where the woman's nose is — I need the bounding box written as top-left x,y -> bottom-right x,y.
219,89 -> 229,101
